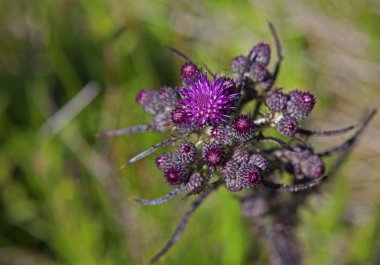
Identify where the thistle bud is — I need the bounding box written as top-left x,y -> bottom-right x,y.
155,152 -> 174,171
164,162 -> 190,185
266,90 -> 287,112
233,115 -> 255,141
287,90 -> 316,120
300,155 -> 325,178
232,148 -> 250,164
176,141 -> 197,164
186,172 -> 205,194
249,42 -> 271,66
171,108 -> 189,125
231,55 -> 248,75
249,153 -> 269,171
158,87 -> 178,106
211,124 -> 235,145
250,63 -> 268,83
136,89 -> 160,114
202,142 -> 225,166
238,164 -> 261,188
277,115 -> 298,137
181,62 -> 200,86
222,160 -> 242,192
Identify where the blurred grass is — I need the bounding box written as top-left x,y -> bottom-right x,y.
0,0 -> 380,264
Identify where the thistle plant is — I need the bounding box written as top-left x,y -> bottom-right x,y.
99,23 -> 376,264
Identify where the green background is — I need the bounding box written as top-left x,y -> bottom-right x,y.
0,0 -> 379,264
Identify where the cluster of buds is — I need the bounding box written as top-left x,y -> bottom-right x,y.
99,24 -> 375,263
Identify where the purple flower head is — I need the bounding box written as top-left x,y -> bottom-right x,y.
178,73 -> 239,127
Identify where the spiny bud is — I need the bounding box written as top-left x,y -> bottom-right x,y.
222,160 -> 242,192
277,115 -> 298,137
232,148 -> 250,164
136,89 -> 160,114
300,155 -> 325,178
249,42 -> 271,66
266,90 -> 287,112
211,124 -> 235,145
225,178 -> 243,192
238,164 -> 261,188
250,63 -> 268,83
171,108 -> 188,125
181,62 -> 200,86
164,162 -> 190,185
233,115 -> 255,141
249,153 -> 269,171
176,141 -> 197,164
287,90 -> 315,120
152,111 -> 172,131
186,172 -> 205,194
202,142 -> 225,166
231,55 -> 248,75
158,87 -> 178,106
155,152 -> 174,171
222,160 -> 239,180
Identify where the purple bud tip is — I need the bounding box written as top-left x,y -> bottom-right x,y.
301,92 -> 315,106
164,163 -> 190,185
277,116 -> 298,137
181,62 -> 198,79
202,142 -> 224,166
234,115 -> 253,134
250,42 -> 271,66
266,90 -> 287,112
171,108 -> 188,125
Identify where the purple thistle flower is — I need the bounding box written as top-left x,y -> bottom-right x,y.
178,73 -> 239,127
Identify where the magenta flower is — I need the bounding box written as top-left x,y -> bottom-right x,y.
178,73 -> 239,127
